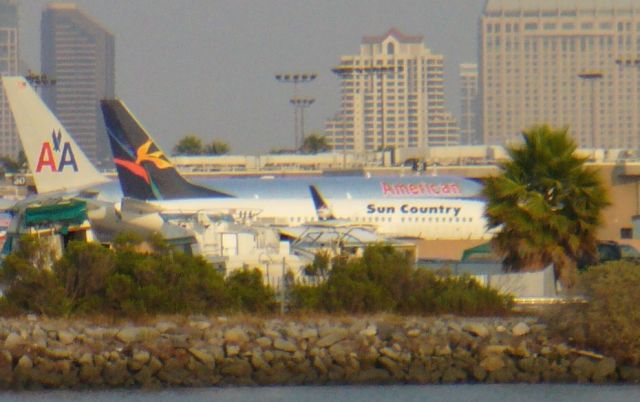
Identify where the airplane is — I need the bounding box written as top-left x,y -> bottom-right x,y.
4,75 -> 493,242
101,98 -> 495,240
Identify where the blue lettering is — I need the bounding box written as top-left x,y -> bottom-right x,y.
58,142 -> 78,172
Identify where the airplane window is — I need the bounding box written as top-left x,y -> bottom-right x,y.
435,218 -> 439,222
469,218 -> 473,222
429,217 -> 432,222
455,218 -> 459,222
401,217 -> 405,222
449,218 -> 453,222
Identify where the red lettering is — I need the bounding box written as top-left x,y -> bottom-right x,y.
382,183 -> 393,196
35,142 -> 57,172
408,184 -> 419,195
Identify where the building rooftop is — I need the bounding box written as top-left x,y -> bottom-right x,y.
362,28 -> 423,44
485,0 -> 640,14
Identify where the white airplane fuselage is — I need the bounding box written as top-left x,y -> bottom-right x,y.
146,195 -> 492,240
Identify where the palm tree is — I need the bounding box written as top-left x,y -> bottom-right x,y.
483,125 -> 610,287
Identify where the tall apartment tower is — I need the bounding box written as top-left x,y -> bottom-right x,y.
482,0 -> 640,149
0,0 -> 19,158
326,28 -> 459,152
41,3 -> 115,166
460,63 -> 480,145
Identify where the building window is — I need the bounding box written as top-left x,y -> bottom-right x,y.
387,42 -> 394,55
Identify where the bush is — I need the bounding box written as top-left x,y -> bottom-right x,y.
0,235 -> 70,316
226,268 -> 276,313
290,244 -> 513,315
547,260 -> 640,365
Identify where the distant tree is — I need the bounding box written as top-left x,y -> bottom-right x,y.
0,151 -> 27,172
204,140 -> 230,155
173,135 -> 203,155
269,147 -> 296,155
300,133 -> 331,154
483,125 -> 610,287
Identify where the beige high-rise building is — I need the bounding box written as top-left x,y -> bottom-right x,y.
0,0 -> 19,158
482,0 -> 640,148
460,63 -> 480,145
326,28 -> 459,152
41,3 -> 115,166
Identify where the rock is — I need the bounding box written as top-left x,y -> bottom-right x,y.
484,345 -> 509,355
224,327 -> 249,344
78,353 -> 93,366
359,325 -> 377,337
226,344 -> 240,357
57,330 -> 75,345
301,328 -> 318,339
512,322 -> 530,337
4,332 -> 23,348
188,348 -> 214,366
571,356 -> 595,381
190,320 -> 211,330
273,338 -> 297,353
480,355 -> 505,372
256,337 -> 272,348
356,368 -> 391,383
435,344 -> 452,356
380,347 -> 403,362
17,355 -> 33,370
155,321 -> 178,333
593,357 -> 616,382
116,327 -> 144,343
316,328 -> 348,348
619,365 -> 640,383
463,322 -> 489,338
221,359 -> 253,378
407,328 -> 421,338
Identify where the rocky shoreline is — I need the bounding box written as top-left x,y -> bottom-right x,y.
0,314 -> 637,389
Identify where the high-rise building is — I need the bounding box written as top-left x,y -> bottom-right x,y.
0,0 -> 19,158
460,63 -> 480,145
481,0 -> 640,149
41,3 -> 114,165
326,28 -> 459,152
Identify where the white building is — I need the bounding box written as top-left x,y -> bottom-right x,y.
0,0 -> 19,158
326,28 -> 459,152
460,63 -> 480,145
482,0 -> 640,148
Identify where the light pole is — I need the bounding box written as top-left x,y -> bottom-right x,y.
275,73 -> 317,150
578,71 -> 603,149
289,96 -> 315,147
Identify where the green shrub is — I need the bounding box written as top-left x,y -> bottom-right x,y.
226,268 -> 276,313
289,244 -> 512,315
548,260 -> 640,365
0,235 -> 70,316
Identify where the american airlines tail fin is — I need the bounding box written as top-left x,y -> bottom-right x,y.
2,76 -> 109,194
309,185 -> 336,221
100,99 -> 231,200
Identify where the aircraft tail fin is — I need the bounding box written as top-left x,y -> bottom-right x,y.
100,99 -> 231,200
2,76 -> 109,194
309,185 -> 336,221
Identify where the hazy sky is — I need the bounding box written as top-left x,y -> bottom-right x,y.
19,0 -> 484,154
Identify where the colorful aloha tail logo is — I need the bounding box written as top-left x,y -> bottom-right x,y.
113,140 -> 173,184
35,129 -> 78,173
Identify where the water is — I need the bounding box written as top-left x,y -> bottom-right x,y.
0,385 -> 639,402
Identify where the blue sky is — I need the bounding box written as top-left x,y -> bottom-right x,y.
19,0 -> 484,154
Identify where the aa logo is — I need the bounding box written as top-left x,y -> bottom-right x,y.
35,130 -> 78,173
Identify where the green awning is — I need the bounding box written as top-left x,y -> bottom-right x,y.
24,200 -> 88,227
461,242 -> 498,262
